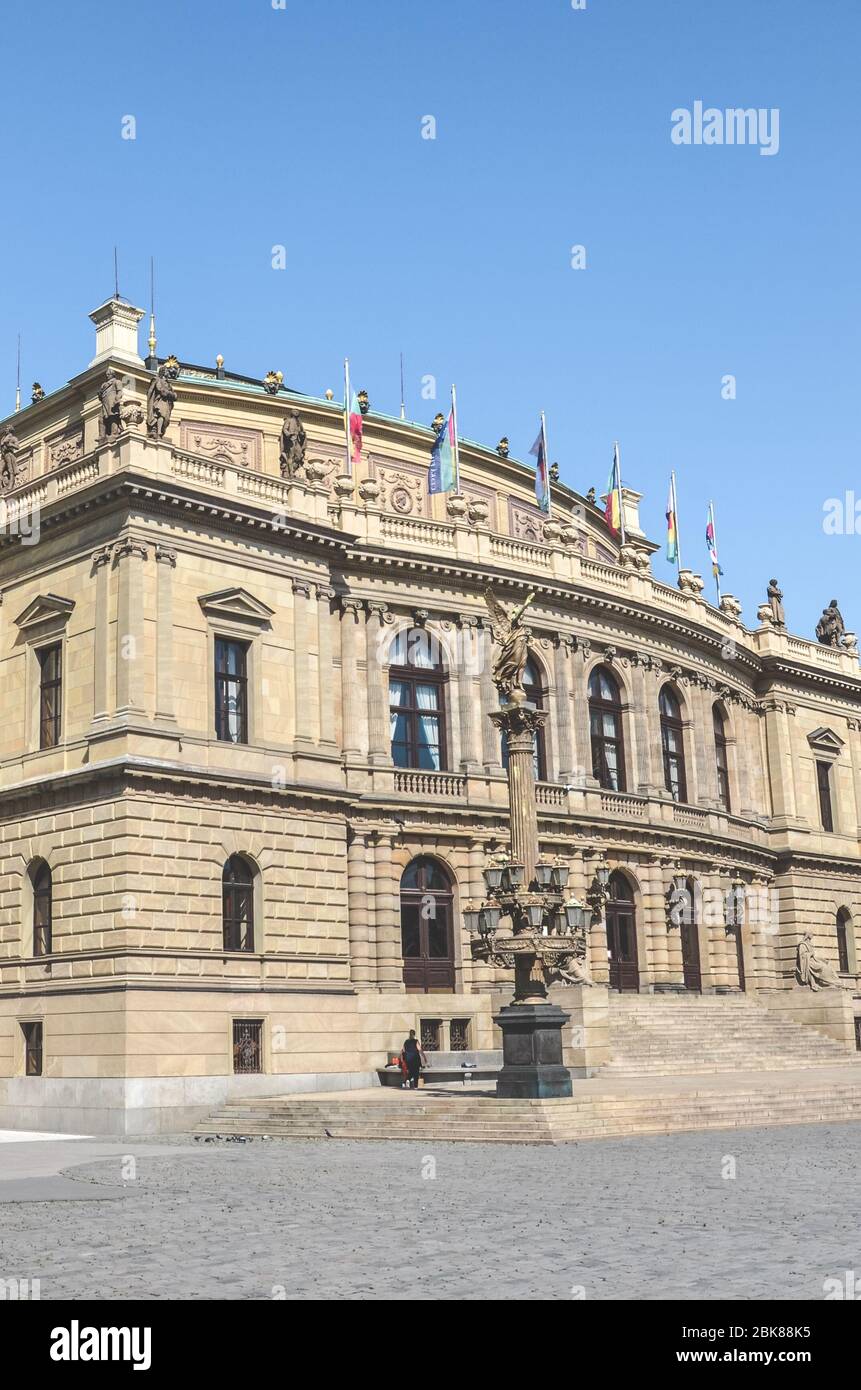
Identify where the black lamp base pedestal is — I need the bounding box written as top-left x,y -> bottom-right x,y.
493,1002 -> 573,1099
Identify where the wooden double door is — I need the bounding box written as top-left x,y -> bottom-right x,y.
606,873 -> 639,992
400,857 -> 456,993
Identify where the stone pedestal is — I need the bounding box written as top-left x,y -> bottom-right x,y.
493,1002 -> 573,1098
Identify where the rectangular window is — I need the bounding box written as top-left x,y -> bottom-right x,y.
420,1018 -> 442,1052
21,1021 -> 43,1076
450,1019 -> 470,1052
816,761 -> 834,832
38,644 -> 62,749
215,639 -> 248,744
855,1018 -> 861,1053
232,1019 -> 263,1074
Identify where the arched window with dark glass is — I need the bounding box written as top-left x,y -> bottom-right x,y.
389,629 -> 447,771
659,685 -> 687,803
399,856 -> 455,992
713,703 -> 731,812
32,862 -> 52,957
501,656 -> 546,780
222,856 -> 255,952
837,908 -> 852,974
588,667 -> 625,791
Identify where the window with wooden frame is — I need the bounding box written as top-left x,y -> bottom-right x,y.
21,1021 -> 43,1076
659,685 -> 687,803
388,629 -> 447,771
32,862 -> 52,957
222,855 -> 255,951
215,638 -> 249,744
38,644 -> 62,749
588,666 -> 626,792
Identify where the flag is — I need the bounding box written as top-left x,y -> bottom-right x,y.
706,509 -> 723,577
529,417 -> 550,514
428,410 -> 457,494
348,389 -> 363,468
666,478 -> 678,563
605,443 -> 622,536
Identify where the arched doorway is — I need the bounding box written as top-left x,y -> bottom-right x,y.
681,877 -> 702,992
606,871 -> 639,992
400,857 -> 455,993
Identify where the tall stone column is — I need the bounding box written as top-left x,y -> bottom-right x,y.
572,644 -> 594,786
374,830 -> 404,991
347,825 -> 375,987
292,580 -> 315,744
553,636 -> 575,780
763,699 -> 797,819
366,602 -> 391,765
91,547 -> 112,723
479,623 -> 502,771
316,585 -> 336,745
154,545 -> 177,723
630,657 -> 656,792
456,616 -> 481,772
340,598 -> 364,758
114,539 -> 148,716
491,700 -> 547,885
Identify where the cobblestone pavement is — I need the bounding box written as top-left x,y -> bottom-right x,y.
1,1123 -> 859,1300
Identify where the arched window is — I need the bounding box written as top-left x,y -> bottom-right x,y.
837,908 -> 852,974
388,629 -> 447,771
681,876 -> 702,992
400,856 -> 455,993
713,704 -> 731,812
501,656 -> 546,780
589,667 -> 625,791
32,862 -> 52,957
222,856 -> 255,952
659,685 -> 687,803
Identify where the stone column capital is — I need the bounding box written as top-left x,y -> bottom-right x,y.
154,544 -> 177,567
341,596 -> 364,620
91,547 -> 112,569
315,584 -> 336,604
291,578 -> 312,598
114,539 -> 148,562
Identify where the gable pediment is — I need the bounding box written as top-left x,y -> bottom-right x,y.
807,727 -> 845,755
198,587 -> 275,628
14,593 -> 75,631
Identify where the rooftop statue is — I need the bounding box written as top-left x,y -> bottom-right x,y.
484,586 -> 535,701
279,408 -> 307,478
767,578 -> 785,627
146,364 -> 177,440
98,368 -> 124,440
0,424 -> 20,493
816,599 -> 845,648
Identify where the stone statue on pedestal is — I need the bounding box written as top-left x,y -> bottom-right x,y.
767,579 -> 785,627
279,408 -> 306,478
484,587 -> 535,700
146,365 -> 177,440
0,424 -> 20,493
98,368 -> 124,440
816,600 -> 846,648
795,933 -> 844,990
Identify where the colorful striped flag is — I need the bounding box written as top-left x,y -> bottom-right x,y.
604,442 -> 623,537
706,507 -> 723,577
666,475 -> 679,563
428,409 -> 457,494
529,414 -> 550,514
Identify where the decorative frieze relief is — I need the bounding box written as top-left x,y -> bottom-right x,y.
47,426 -> 85,469
374,460 -> 426,516
180,421 -> 262,471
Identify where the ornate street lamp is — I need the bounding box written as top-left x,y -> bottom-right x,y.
464,588 -> 596,1100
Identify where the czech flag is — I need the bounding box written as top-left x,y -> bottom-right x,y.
348,390 -> 363,468
428,411 -> 457,494
666,478 -> 678,563
604,443 -> 622,536
530,417 -> 550,514
706,508 -> 723,577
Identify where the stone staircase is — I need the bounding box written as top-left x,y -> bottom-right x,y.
602,992 -> 859,1077
194,1075 -> 861,1144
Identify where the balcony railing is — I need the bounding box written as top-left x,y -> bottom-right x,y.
393,769 -> 466,798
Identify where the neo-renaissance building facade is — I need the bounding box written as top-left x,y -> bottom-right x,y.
0,298 -> 859,1133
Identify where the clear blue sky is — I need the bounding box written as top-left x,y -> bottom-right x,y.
1,0 -> 858,638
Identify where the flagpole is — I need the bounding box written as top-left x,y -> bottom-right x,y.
671,470 -> 682,576
541,410 -> 551,518
343,358 -> 352,476
399,352 -> 406,421
709,500 -> 722,605
451,383 -> 461,494
614,441 -> 627,544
